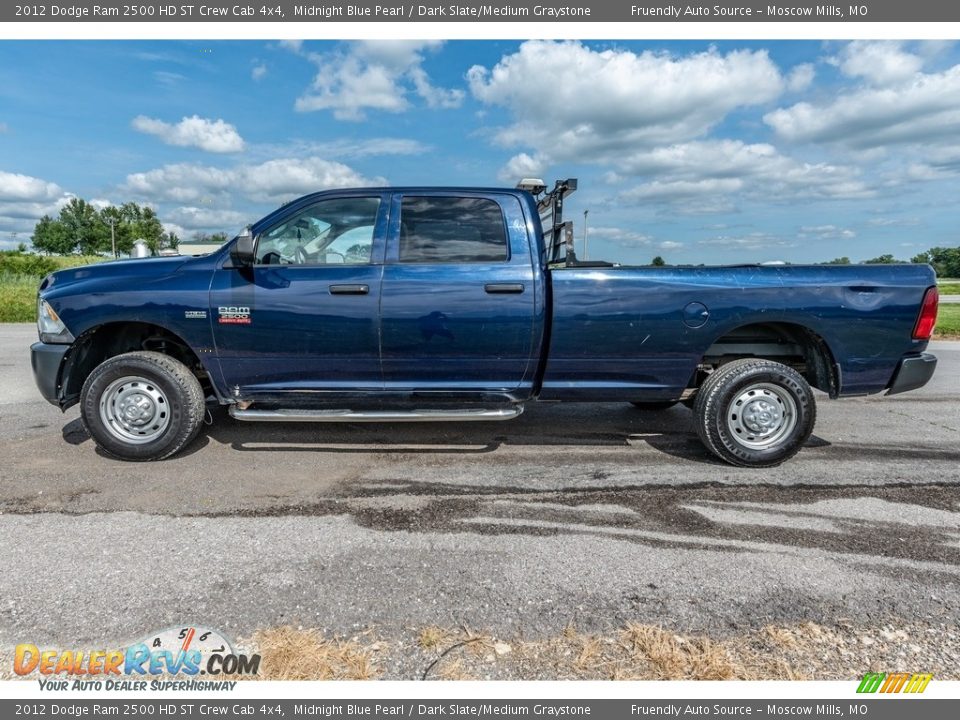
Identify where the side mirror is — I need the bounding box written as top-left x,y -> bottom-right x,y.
230,226 -> 255,267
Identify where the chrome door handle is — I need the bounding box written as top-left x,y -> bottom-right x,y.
484,283 -> 525,294
329,284 -> 369,295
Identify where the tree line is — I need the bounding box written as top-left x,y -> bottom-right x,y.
26,197 -> 960,276
647,248 -> 960,276
31,199 -> 180,256
818,248 -> 960,276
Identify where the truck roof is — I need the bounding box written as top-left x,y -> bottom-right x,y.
253,186 -> 535,235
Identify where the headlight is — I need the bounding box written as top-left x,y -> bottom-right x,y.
37,298 -> 74,344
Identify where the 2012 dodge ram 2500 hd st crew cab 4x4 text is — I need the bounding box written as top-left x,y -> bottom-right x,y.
30,179 -> 939,467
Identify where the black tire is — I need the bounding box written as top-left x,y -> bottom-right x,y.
80,351 -> 205,461
693,358 -> 816,467
629,401 -> 679,411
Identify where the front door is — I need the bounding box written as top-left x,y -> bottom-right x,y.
210,194 -> 387,395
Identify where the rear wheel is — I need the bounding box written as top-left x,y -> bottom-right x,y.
629,401 -> 678,411
80,351 -> 205,461
693,358 -> 816,467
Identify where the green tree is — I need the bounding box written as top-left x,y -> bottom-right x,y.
863,254 -> 899,264
924,246 -> 960,277
31,215 -> 75,255
32,199 -> 177,257
824,256 -> 851,265
59,198 -> 106,255
651,255 -> 666,266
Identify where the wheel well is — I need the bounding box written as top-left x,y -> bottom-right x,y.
60,322 -> 212,408
696,322 -> 839,398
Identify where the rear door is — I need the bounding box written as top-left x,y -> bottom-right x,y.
379,192 -> 538,397
209,194 -> 387,394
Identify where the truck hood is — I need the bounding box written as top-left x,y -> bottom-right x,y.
40,256 -> 189,293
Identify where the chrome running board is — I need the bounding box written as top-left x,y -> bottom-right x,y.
228,406 -> 524,423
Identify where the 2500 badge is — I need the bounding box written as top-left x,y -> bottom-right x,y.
218,306 -> 251,325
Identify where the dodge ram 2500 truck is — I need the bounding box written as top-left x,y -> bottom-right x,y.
30,179 -> 939,467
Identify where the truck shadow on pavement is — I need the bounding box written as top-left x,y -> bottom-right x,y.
60,399 -> 960,465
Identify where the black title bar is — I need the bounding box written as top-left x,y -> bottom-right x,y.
1,699 -> 959,718
5,1 -> 960,23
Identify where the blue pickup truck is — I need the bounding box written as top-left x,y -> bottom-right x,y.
30,179 -> 939,467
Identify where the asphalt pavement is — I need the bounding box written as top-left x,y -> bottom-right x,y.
1,323 -> 958,660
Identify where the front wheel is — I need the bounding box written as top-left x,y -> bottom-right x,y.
80,351 -> 205,461
693,358 -> 816,467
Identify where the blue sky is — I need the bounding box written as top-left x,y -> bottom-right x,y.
0,39 -> 958,264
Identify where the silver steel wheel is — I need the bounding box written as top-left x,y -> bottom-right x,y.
726,382 -> 797,450
98,376 -> 170,445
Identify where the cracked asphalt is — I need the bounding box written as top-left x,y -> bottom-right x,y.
1,323 -> 958,655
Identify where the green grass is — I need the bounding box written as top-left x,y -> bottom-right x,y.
0,256 -> 106,323
0,275 -> 40,322
936,281 -> 960,295
935,304 -> 960,339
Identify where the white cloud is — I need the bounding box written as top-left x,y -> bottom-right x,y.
289,41 -> 463,120
497,153 -> 543,183
621,178 -> 744,203
166,206 -> 252,231
612,140 -> 872,207
659,240 -> 683,250
798,225 -> 856,240
154,71 -> 185,85
836,41 -> 924,86
408,65 -> 464,109
765,57 -> 960,149
161,222 -> 188,239
0,170 -> 64,202
902,146 -> 960,181
125,163 -> 234,203
867,217 -> 922,228
787,63 -> 815,92
699,232 -> 795,251
0,170 -> 74,237
468,41 -> 784,159
251,137 -> 429,161
251,63 -> 267,81
124,157 -> 378,205
241,158 -> 379,200
587,226 -> 654,248
132,115 -> 245,153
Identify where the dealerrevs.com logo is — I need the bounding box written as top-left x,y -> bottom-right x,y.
14,626 -> 260,691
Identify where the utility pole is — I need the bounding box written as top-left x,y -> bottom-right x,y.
582,209 -> 589,261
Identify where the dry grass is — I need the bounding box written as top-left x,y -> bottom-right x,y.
194,618 -> 952,682
419,626 -> 458,651
618,624 -> 745,680
414,623 -> 800,681
247,626 -> 379,680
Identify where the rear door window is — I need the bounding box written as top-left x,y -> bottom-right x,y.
399,197 -> 508,263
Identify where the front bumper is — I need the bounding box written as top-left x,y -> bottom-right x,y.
30,341 -> 69,406
886,352 -> 937,396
